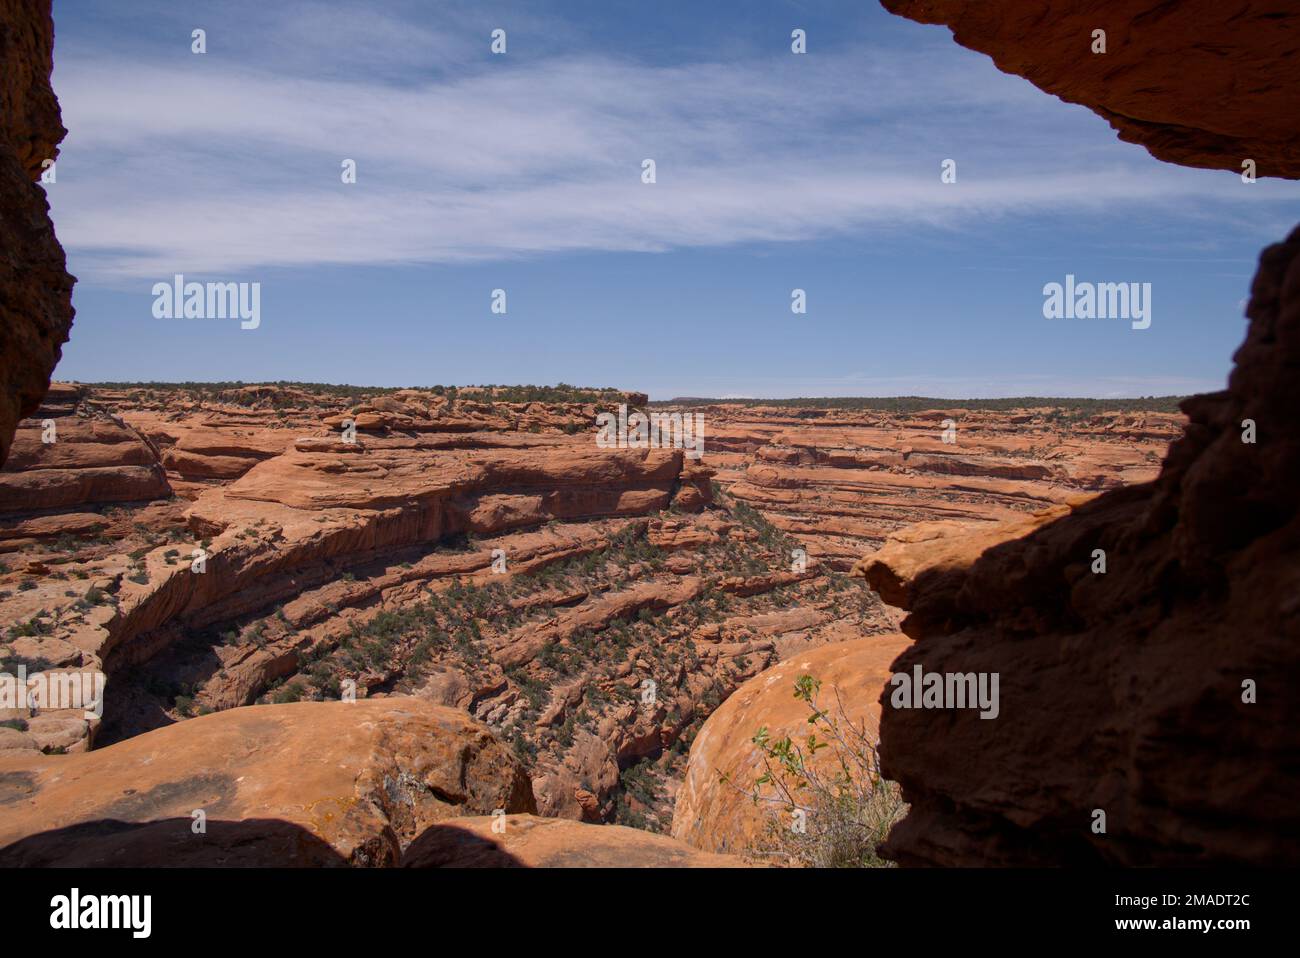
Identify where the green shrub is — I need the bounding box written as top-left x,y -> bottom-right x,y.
734,674 -> 906,868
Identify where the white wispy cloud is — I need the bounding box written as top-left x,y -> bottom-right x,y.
48,5 -> 1300,281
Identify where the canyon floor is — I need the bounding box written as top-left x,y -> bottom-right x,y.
0,382 -> 1182,862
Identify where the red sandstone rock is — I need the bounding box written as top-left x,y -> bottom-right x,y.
672,634 -> 910,855
852,504 -> 1074,610
0,0 -> 75,467
0,381 -> 1187,852
713,409 -> 1170,569
882,0 -> 1300,179
158,425 -> 293,480
0,698 -> 536,866
0,404 -> 170,512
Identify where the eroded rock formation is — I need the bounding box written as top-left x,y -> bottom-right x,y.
0,385 -> 170,512
883,0 -> 1300,179
3,383 -> 1168,843
2,386 -> 904,830
710,404 -> 1173,569
855,225 -> 1300,865
0,692 -> 747,867
0,0 -> 74,468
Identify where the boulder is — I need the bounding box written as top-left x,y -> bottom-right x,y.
672,634 -> 909,855
0,697 -> 536,866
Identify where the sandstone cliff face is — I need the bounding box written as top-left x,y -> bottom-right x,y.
704,404 -> 1173,570
0,385 -> 171,512
856,225 -> 1300,865
883,0 -> 1300,179
0,0 -> 74,467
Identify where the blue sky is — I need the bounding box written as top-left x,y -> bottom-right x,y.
46,0 -> 1300,399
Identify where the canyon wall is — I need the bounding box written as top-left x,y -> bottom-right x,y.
0,0 -> 75,467
707,405 -> 1175,570
3,384 -> 1169,857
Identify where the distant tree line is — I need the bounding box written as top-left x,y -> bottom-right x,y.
653,395 -> 1187,414
82,381 -> 638,405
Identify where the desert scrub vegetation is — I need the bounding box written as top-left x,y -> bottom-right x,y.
85,380 -> 637,410
612,758 -> 666,832
736,674 -> 906,868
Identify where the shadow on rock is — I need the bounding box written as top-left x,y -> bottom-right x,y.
0,817 -> 349,867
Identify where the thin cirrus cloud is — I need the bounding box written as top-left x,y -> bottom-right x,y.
48,18 -> 1294,283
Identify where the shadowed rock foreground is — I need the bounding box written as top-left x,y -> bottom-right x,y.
854,224 -> 1300,866
0,698 -> 533,866
837,0 -> 1300,866
0,0 -> 75,467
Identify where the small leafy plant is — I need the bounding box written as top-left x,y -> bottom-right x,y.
737,674 -> 906,867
